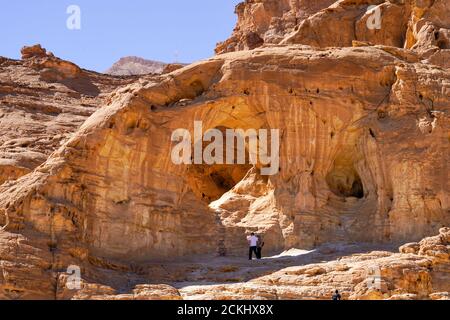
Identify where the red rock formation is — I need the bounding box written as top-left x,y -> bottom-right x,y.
216,0 -> 336,53
0,46 -> 138,185
0,1 -> 448,300
217,0 -> 450,69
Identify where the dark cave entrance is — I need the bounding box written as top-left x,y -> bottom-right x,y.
187,126 -> 255,203
192,164 -> 252,202
326,158 -> 364,199
209,168 -> 245,191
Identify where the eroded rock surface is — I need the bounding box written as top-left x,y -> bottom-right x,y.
216,0 -> 336,53
0,46 -> 138,185
2,45 -> 448,258
0,1 -> 448,300
181,228 -> 450,300
217,0 -> 450,68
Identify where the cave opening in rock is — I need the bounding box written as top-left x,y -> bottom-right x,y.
186,126 -> 255,203
203,164 -> 252,201
326,157 -> 364,199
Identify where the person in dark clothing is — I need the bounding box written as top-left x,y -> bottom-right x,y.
332,290 -> 342,301
247,233 -> 258,260
256,235 -> 265,259
249,246 -> 258,260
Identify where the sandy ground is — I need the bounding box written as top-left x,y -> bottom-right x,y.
164,243 -> 398,290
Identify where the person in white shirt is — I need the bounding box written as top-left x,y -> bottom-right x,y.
247,233 -> 259,260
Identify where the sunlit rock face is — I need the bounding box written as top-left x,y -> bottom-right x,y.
0,1 -> 448,300
216,0 -> 336,53
217,0 -> 450,64
1,45 -> 448,265
0,46 -> 136,186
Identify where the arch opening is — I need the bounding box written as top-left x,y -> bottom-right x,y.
186,126 -> 256,203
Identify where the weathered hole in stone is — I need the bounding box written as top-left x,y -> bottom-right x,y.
125,117 -> 138,132
190,164 -> 252,203
189,80 -> 205,97
437,40 -> 447,49
326,156 -> 364,199
187,126 -> 255,202
377,110 -> 387,120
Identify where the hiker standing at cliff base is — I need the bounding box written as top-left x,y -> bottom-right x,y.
256,235 -> 265,259
247,233 -> 258,260
332,290 -> 342,301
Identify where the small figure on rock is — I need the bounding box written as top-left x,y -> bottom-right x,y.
256,234 -> 265,259
332,290 -> 342,301
247,233 -> 258,260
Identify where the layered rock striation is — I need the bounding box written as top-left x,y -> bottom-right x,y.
0,45 -> 137,186
216,0 -> 450,69
0,0 -> 448,300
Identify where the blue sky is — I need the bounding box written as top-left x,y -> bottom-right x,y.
0,1 -> 241,72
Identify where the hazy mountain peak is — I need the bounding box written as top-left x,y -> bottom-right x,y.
105,56 -> 168,76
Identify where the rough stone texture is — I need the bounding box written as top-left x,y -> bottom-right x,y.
1,227 -> 447,300
0,47 -> 138,185
216,0 -> 336,53
180,228 -> 450,300
217,0 -> 450,67
0,1 -> 448,300
162,63 -> 187,74
67,284 -> 182,300
2,45 -> 448,259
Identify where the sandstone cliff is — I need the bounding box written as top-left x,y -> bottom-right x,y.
0,45 -> 136,186
216,0 -> 450,68
0,0 -> 448,300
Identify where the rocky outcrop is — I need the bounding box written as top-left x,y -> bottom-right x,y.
0,45 -> 448,263
0,46 -> 138,185
0,1 -> 448,301
217,0 -> 450,65
0,225 -> 447,300
181,228 -> 450,300
216,0 -> 336,53
21,44 -> 83,81
162,63 -> 187,74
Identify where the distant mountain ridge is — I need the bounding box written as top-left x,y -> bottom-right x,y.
105,56 -> 167,76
